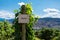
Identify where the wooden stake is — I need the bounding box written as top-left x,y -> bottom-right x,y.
22,23 -> 26,40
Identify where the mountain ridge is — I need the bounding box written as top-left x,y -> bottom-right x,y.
0,18 -> 60,29
33,18 -> 60,29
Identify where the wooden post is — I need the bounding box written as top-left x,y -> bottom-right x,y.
22,23 -> 26,40
18,14 -> 29,40
18,5 -> 29,40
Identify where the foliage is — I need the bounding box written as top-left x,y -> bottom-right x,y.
39,28 -> 53,40
25,4 -> 35,40
52,35 -> 60,40
0,21 -> 15,40
34,37 -> 40,40
14,3 -> 38,40
35,28 -> 60,40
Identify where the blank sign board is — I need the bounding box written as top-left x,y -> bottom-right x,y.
18,14 -> 29,23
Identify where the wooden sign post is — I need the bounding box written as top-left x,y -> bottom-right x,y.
18,14 -> 29,40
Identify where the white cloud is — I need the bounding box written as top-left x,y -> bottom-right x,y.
43,8 -> 60,13
42,8 -> 60,18
18,2 -> 25,6
0,10 -> 15,19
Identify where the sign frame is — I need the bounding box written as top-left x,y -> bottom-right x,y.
18,14 -> 29,23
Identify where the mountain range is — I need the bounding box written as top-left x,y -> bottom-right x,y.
0,18 -> 14,23
0,18 -> 60,29
33,18 -> 60,29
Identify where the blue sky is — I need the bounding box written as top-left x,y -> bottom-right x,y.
0,0 -> 60,19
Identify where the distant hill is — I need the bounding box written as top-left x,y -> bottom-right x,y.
6,19 -> 14,23
0,18 -> 60,29
0,18 -> 5,21
0,18 -> 14,23
33,18 -> 60,29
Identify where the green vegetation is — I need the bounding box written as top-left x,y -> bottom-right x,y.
35,28 -> 60,40
14,3 -> 38,40
25,4 -> 35,40
0,21 -> 15,40
34,37 -> 40,40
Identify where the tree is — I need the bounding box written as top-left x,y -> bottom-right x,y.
37,28 -> 53,40
0,21 -> 15,40
14,3 -> 37,40
25,4 -> 35,40
36,28 -> 60,40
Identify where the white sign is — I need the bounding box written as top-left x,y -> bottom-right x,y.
18,14 -> 29,23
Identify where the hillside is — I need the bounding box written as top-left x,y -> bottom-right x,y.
33,18 -> 60,29
0,18 -> 60,29
0,18 -> 14,23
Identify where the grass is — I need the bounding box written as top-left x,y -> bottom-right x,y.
34,37 -> 40,40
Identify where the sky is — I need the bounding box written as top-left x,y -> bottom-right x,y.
0,0 -> 60,19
